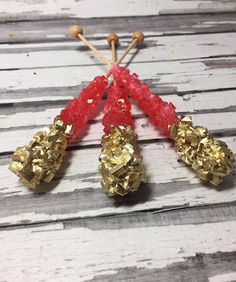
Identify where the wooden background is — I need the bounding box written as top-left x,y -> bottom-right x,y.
0,0 -> 236,281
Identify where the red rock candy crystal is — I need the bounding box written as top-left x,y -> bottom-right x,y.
102,81 -> 133,134
57,75 -> 108,141
111,66 -> 179,136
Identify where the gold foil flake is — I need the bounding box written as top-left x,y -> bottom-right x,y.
170,116 -> 234,185
99,126 -> 146,196
9,119 -> 72,188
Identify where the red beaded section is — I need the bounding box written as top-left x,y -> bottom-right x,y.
56,75 -> 108,141
102,82 -> 133,134
111,66 -> 179,136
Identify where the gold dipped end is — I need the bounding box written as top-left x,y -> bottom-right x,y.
170,116 -> 234,185
9,119 -> 72,188
99,126 -> 146,196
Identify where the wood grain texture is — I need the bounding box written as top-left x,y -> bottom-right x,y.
1,13 -> 236,43
1,112 -> 236,154
1,0 -> 236,21
1,0 -> 236,281
1,56 -> 236,94
0,136 -> 235,226
2,90 -> 236,129
0,204 -> 236,281
0,54 -> 236,125
1,33 -> 236,70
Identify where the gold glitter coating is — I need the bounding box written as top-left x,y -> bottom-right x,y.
9,119 -> 72,188
170,116 -> 234,185
99,126 -> 146,196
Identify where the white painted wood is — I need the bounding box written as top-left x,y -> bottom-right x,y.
0,33 -> 235,70
0,220 -> 235,281
1,0 -> 236,21
209,272 -> 236,282
0,0 -> 236,279
1,135 -> 235,196
0,136 -> 235,226
0,94 -> 74,104
2,13 -> 236,44
1,111 -> 236,153
0,56 -> 236,94
2,90 -> 236,129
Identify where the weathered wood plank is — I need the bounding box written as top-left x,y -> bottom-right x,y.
37,203 -> 236,230
1,0 -> 236,279
1,14 -> 236,43
1,111 -> 236,154
0,205 -> 236,281
2,90 -> 236,127
2,90 -> 236,129
1,0 -> 236,21
1,33 -> 236,71
0,56 -> 236,103
0,136 -> 235,226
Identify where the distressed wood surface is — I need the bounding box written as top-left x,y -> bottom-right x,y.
1,205 -> 236,281
0,0 -> 236,281
0,135 -> 236,226
1,0 -> 236,21
1,112 -> 236,154
1,56 -> 236,105
1,13 -> 236,44
1,32 -> 236,70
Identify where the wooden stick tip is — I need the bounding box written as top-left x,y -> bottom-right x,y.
69,25 -> 84,38
132,32 -> 144,44
107,33 -> 119,46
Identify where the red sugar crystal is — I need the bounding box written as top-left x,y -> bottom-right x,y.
111,66 -> 179,136
102,81 -> 133,134
56,75 -> 108,141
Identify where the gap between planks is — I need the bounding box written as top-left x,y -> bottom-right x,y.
0,200 -> 235,231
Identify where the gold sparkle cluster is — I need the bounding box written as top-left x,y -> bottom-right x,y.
170,116 -> 234,185
9,119 -> 72,188
99,126 -> 146,196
